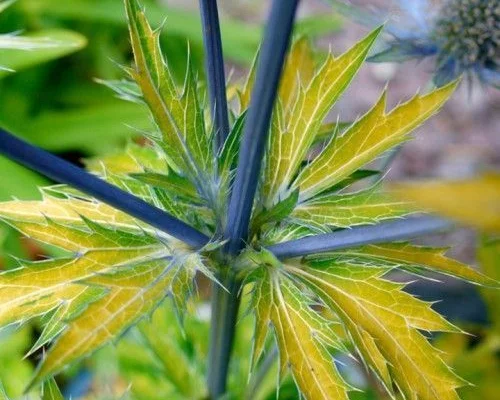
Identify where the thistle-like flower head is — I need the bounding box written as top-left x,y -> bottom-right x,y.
432,0 -> 500,86
332,0 -> 500,88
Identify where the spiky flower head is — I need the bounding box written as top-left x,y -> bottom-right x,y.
330,0 -> 500,89
432,0 -> 500,85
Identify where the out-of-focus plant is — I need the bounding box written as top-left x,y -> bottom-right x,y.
392,174 -> 500,233
391,174 -> 500,398
0,0 -> 497,399
328,0 -> 500,88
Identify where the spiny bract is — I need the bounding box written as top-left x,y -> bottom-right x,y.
0,0 -> 496,399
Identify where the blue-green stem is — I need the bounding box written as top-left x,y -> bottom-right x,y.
208,0 -> 299,398
199,0 -> 230,152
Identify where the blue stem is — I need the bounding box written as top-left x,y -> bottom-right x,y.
224,0 -> 300,256
207,1 -> 299,398
268,215 -> 452,259
199,0 -> 230,151
0,129 -> 209,248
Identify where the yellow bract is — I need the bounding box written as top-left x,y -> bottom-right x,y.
262,28 -> 382,207
294,82 -> 457,201
292,187 -> 410,228
252,269 -> 349,400
0,196 -> 146,233
341,242 -> 499,287
0,191 -> 202,386
289,262 -> 465,400
31,260 -> 184,386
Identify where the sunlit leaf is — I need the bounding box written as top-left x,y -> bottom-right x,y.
331,242 -> 499,287
294,82 -> 457,201
292,187 -> 409,228
0,191 -> 211,385
252,265 -> 350,400
288,260 -> 465,399
262,28 -> 382,207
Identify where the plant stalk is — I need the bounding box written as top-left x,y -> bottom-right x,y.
207,0 -> 299,398
207,272 -> 241,399
199,0 -> 230,151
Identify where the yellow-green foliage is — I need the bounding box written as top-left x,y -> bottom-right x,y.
0,0 -> 495,398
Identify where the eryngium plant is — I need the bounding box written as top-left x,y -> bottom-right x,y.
0,0 -> 497,398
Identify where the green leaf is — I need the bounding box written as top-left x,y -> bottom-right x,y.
21,0 -> 341,65
138,312 -> 206,398
125,0 -> 213,182
294,81 -> 457,201
0,383 -> 7,400
218,111 -> 247,182
0,29 -> 87,77
0,0 -> 15,14
262,28 -> 381,207
288,260 -> 465,400
252,189 -> 299,232
0,157 -> 47,200
0,327 -> 34,398
292,186 -> 409,228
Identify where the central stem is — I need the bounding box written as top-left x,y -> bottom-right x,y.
207,272 -> 241,398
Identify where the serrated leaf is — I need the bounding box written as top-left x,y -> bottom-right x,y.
0,221 -> 164,331
29,259 -> 188,386
0,193 -> 210,387
294,82 -> 457,201
334,242 -> 499,287
0,196 -> 148,233
314,121 -> 353,144
292,187 -> 409,228
390,174 -> 500,233
262,28 -> 381,207
278,37 -> 316,112
252,189 -> 299,232
42,378 -> 63,400
289,261 -> 465,400
125,0 -> 213,183
252,267 -> 349,400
